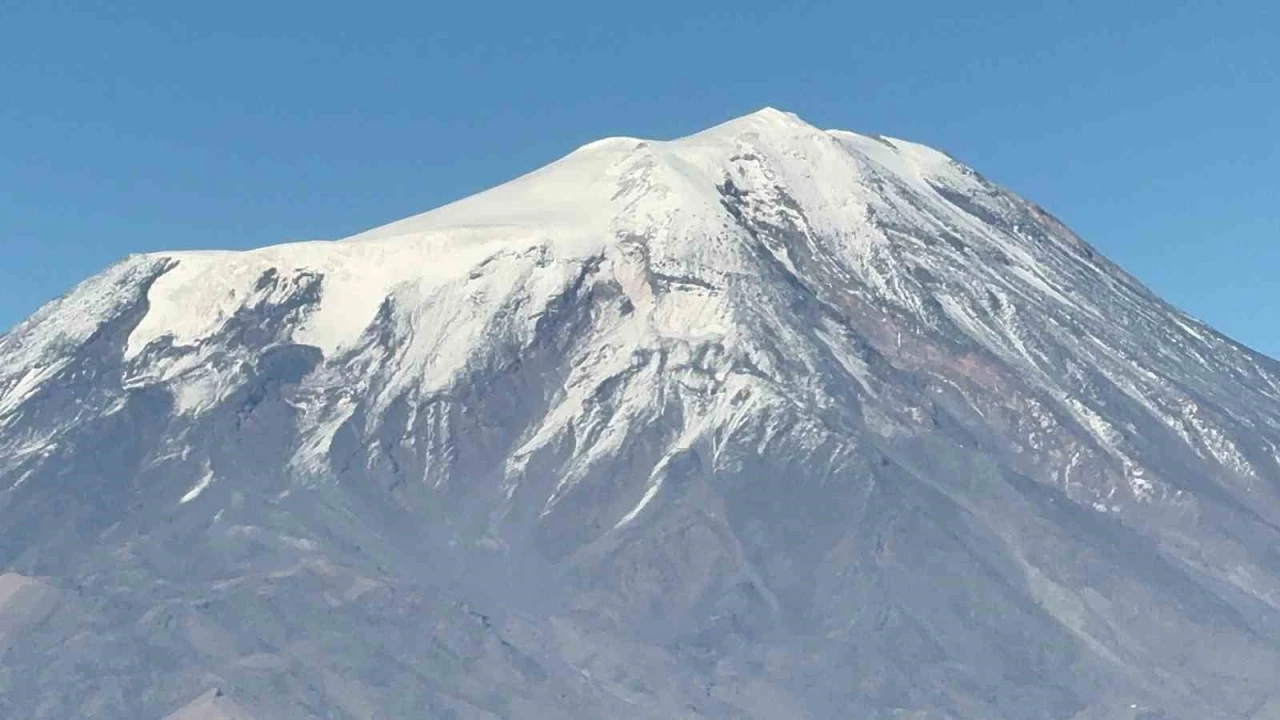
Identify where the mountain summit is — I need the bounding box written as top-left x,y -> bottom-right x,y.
3,109 -> 1280,719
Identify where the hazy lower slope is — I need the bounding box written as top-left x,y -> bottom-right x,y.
3,108 -> 1280,719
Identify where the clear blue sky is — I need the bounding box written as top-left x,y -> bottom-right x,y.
2,1 -> 1276,357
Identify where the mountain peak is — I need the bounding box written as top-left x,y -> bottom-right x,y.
347,106 -> 961,247
746,104 -> 797,119
568,107 -> 817,158
711,105 -> 815,131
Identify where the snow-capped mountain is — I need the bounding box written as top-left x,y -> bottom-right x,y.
3,108 -> 1280,719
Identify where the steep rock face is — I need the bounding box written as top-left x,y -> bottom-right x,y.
2,108 -> 1280,719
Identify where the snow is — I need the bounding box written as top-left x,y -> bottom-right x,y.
290,396 -> 358,477
0,363 -> 68,419
829,131 -> 947,197
7,106 -> 1278,524
614,466 -> 668,529
125,237 -> 506,361
1181,400 -> 1255,477
0,256 -> 162,420
814,321 -> 876,399
1171,314 -> 1211,345
162,689 -> 257,720
180,469 -> 215,504
117,107 -> 979,375
51,118 -> 873,435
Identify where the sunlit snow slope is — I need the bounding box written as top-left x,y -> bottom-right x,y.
3,108 -> 1280,720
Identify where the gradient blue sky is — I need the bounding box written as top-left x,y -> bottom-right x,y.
2,1 -> 1277,356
